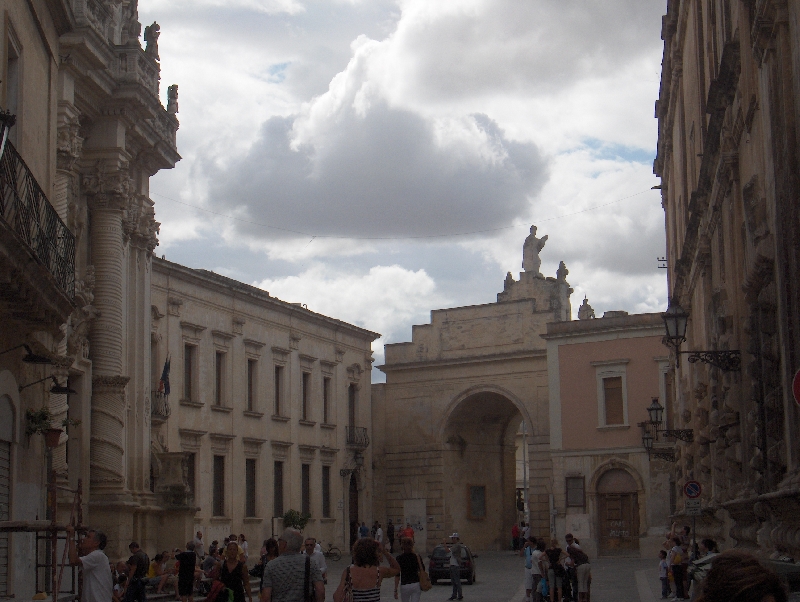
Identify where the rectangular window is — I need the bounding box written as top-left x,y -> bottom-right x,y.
302,372 -> 311,420
468,485 -> 486,519
245,458 -> 257,517
247,359 -> 257,411
274,461 -> 284,516
186,453 -> 196,501
213,455 -> 225,516
215,351 -> 225,406
274,365 -> 284,415
302,464 -> 311,515
322,465 -> 331,518
603,377 -> 624,425
323,377 -> 331,424
566,476 -> 585,508
348,383 -> 357,428
183,344 -> 195,400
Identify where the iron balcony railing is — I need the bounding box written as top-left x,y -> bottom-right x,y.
0,141 -> 75,298
151,390 -> 171,419
345,426 -> 370,449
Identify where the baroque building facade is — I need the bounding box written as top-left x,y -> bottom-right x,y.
654,0 -> 800,555
373,231 -> 672,556
0,0 -> 179,592
150,259 -> 378,552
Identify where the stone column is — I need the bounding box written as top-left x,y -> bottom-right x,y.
83,165 -> 132,493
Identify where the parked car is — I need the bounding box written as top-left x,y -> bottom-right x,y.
428,544 -> 477,585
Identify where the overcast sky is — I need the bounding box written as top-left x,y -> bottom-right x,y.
140,0 -> 668,381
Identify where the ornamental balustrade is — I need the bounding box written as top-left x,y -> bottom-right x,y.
345,426 -> 370,449
0,141 -> 75,298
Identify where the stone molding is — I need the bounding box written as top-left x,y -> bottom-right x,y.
92,375 -> 131,390
320,360 -> 336,376
299,354 -> 317,371
209,433 -> 235,454
178,428 -> 207,451
272,347 -> 290,364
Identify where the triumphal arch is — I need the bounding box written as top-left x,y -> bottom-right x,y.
372,227 -> 572,551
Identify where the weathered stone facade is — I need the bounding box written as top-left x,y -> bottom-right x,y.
0,0 -> 180,589
654,0 -> 800,556
150,259 -> 379,551
373,234 -> 572,552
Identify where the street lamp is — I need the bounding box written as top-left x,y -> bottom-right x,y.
639,397 -> 692,462
0,344 -> 53,365
19,375 -> 76,394
0,110 -> 15,159
661,299 -> 740,371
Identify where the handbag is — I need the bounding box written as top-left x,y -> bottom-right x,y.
334,566 -> 353,602
417,554 -> 432,591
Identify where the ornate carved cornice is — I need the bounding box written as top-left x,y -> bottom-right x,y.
82,163 -> 134,211
56,114 -> 83,172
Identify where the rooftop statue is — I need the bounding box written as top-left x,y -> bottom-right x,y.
578,296 -> 595,320
144,21 -> 160,60
522,225 -> 547,276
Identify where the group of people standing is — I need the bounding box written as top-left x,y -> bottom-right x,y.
521,533 -> 590,602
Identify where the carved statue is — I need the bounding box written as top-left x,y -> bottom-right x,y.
144,21 -> 160,60
522,225 -> 548,276
556,261 -> 569,282
578,296 -> 595,320
503,272 -> 514,291
63,266 -> 99,359
167,85 -> 178,114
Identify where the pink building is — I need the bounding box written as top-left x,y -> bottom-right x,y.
543,308 -> 673,558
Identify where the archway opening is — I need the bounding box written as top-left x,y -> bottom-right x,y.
443,391 -> 524,550
596,468 -> 639,555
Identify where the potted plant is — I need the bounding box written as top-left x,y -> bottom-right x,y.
25,408 -> 81,447
282,509 -> 311,532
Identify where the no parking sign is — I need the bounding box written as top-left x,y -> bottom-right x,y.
684,480 -> 702,499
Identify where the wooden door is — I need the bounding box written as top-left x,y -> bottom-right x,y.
598,492 -> 639,555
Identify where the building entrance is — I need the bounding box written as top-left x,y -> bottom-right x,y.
596,468 -> 639,555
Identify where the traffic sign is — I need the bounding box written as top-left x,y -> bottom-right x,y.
685,499 -> 702,516
684,480 -> 702,498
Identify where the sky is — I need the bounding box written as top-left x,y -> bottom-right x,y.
139,0 -> 669,381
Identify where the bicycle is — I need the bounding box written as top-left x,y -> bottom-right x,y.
322,542 -> 342,561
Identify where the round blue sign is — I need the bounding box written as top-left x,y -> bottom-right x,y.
684,480 -> 702,498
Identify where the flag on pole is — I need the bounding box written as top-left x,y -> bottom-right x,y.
157,353 -> 171,396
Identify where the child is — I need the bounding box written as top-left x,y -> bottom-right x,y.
658,550 -> 671,599
113,574 -> 127,602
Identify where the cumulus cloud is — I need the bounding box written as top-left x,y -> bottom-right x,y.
255,264 -> 451,366
144,0 -> 304,14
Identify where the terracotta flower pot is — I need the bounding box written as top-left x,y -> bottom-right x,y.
44,428 -> 63,448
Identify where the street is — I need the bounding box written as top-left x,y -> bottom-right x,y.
322,552 -> 661,602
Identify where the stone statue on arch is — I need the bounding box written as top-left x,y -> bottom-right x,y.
522,225 -> 548,276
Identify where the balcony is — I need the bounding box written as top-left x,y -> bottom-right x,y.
345,426 -> 370,449
0,141 -> 75,300
151,390 -> 172,422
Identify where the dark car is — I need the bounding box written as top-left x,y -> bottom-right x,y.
428,544 -> 477,585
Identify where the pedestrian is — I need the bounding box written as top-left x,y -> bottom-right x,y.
545,538 -> 566,602
401,523 -> 415,542
522,522 -> 531,542
387,519 -> 396,553
658,550 -> 671,599
445,532 -> 464,601
127,542 -> 150,580
530,539 -> 546,602
512,524 -> 520,551
66,525 -> 113,602
375,522 -> 384,546
194,531 -> 206,559
694,549 -> 787,602
566,536 -> 590,602
175,541 -> 199,602
123,554 -> 147,602
303,537 -> 328,584
521,536 -> 535,602
372,521 -> 379,539
239,534 -> 249,562
261,528 -> 325,602
687,539 -> 718,599
332,537 -> 400,602
219,540 -> 252,602
668,536 -> 687,600
394,536 -> 425,602
113,574 -> 127,602
359,521 -> 370,539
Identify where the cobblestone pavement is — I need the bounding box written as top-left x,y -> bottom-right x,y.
322,552 -> 663,602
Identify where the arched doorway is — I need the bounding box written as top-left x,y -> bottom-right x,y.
348,474 -> 358,549
442,390 -> 524,550
596,468 -> 639,555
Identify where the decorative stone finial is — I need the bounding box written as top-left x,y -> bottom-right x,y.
557,261 -> 569,282
167,85 -> 178,114
144,22 -> 160,60
578,296 -> 595,320
504,272 -> 514,291
522,225 -> 548,277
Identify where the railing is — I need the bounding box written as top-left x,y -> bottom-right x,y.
345,426 -> 369,449
0,141 -> 75,298
151,390 -> 171,419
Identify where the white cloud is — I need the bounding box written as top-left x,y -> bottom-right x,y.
255,264 -> 450,368
143,0 -> 305,15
